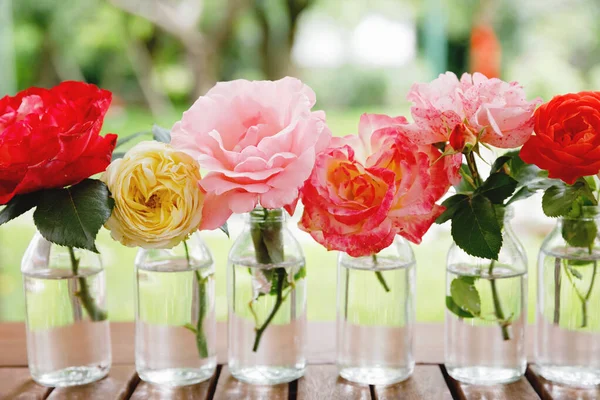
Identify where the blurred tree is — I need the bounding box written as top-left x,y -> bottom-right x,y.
0,0 -> 16,95
254,0 -> 315,79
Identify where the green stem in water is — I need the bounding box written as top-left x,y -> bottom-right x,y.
183,240 -> 209,359
252,267 -> 286,352
372,254 -> 390,293
553,257 -> 561,325
249,208 -> 290,352
466,153 -> 509,340
68,247 -> 107,321
581,246 -> 598,328
489,260 -> 510,341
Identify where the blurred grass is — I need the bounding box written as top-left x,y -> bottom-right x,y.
0,105 -> 545,324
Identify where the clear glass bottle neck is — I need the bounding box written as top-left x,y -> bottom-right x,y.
247,207 -> 287,226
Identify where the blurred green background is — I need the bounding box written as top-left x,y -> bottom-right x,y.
2,0 -> 600,322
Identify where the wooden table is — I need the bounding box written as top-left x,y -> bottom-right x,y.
1,322 -> 598,399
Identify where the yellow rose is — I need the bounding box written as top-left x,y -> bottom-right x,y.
102,141 -> 204,249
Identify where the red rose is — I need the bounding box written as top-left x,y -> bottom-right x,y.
520,92 -> 600,184
0,81 -> 117,204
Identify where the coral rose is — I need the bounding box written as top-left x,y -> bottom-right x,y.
299,114 -> 460,257
171,77 -> 331,230
102,141 -> 204,249
520,92 -> 600,184
403,72 -> 540,149
0,81 -> 117,204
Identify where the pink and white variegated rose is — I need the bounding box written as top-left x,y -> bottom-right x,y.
171,77 -> 331,229
299,114 -> 460,257
402,72 -> 541,149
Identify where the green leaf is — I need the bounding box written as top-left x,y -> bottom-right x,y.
294,265 -> 307,281
584,176 -> 598,191
506,186 -> 535,205
493,204 -> 506,229
33,180 -> 115,252
568,259 -> 594,267
495,151 -> 555,204
219,221 -> 230,238
451,194 -> 503,260
561,218 -> 598,248
0,193 -> 38,226
454,164 -> 477,193
566,264 -> 584,279
491,155 -> 512,173
436,194 -> 469,224
476,173 -> 518,204
450,276 -> 481,316
115,130 -> 150,148
543,181 -> 598,218
446,296 -> 475,318
152,124 -> 171,143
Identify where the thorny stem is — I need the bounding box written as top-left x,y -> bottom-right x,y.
489,260 -> 510,340
466,151 -> 483,186
373,254 -> 390,293
68,247 -> 107,321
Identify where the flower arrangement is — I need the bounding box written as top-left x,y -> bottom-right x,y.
520,91 -> 600,328
299,113 -> 458,290
408,72 -> 542,339
102,138 -> 213,358
0,81 -> 118,321
171,77 -> 331,351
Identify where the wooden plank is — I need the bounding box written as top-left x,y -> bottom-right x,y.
526,366 -> 600,400
374,365 -> 452,400
213,366 -> 288,400
47,365 -> 138,400
447,374 -> 540,400
130,368 -> 217,400
0,368 -> 52,400
296,365 -> 370,400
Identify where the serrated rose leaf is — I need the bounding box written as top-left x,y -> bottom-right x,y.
33,179 -> 114,252
451,194 -> 502,260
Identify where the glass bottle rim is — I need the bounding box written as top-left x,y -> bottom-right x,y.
248,206 -> 286,222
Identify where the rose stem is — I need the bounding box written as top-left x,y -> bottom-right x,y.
553,257 -> 561,325
581,246 -> 598,328
372,254 -> 390,292
68,247 -> 107,321
489,260 -> 510,340
184,240 -> 209,358
253,268 -> 286,352
466,152 -> 509,340
250,208 -> 288,352
465,151 -> 483,186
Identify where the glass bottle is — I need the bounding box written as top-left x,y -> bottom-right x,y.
337,236 -> 415,385
535,210 -> 600,387
135,232 -> 216,387
445,208 -> 528,385
228,207 -> 306,385
21,232 -> 111,387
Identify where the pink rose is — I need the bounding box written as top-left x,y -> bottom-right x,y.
403,72 -> 541,149
299,114 -> 460,257
171,77 -> 331,230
